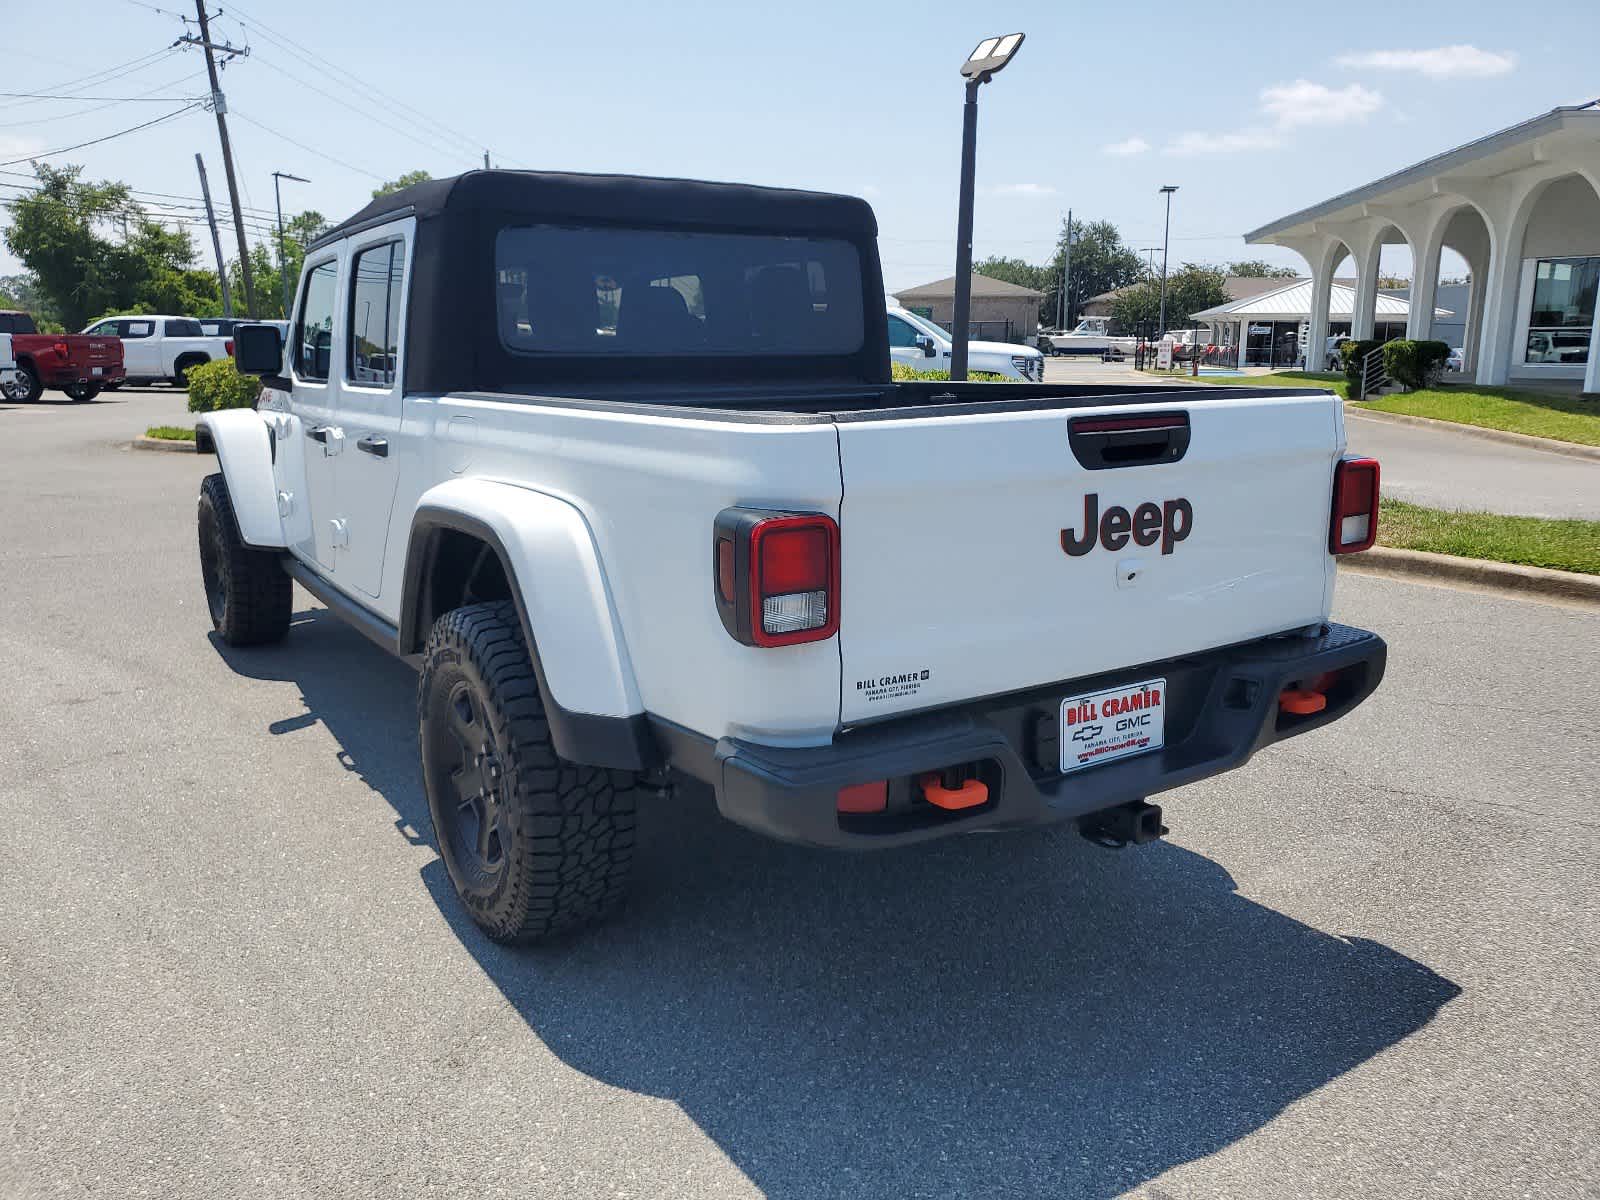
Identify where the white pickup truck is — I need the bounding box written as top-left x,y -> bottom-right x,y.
887,304 -> 1044,380
81,314 -> 232,387
198,170 -> 1386,944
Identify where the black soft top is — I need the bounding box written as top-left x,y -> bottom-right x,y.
313,169 -> 879,249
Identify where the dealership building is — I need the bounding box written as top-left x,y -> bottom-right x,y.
1246,101 -> 1600,393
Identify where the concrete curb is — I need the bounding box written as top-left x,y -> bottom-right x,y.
1343,545 -> 1600,607
1346,403 -> 1600,462
130,434 -> 196,454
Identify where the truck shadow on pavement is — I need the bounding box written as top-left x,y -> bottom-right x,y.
220,607 -> 1461,1200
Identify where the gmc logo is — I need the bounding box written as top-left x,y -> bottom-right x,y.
1061,493 -> 1193,557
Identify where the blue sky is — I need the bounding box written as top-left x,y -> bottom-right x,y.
2,0 -> 1595,292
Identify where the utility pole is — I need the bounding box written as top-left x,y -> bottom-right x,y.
483,151 -> 491,169
184,3 -> 257,316
1058,209 -> 1074,331
194,154 -> 233,317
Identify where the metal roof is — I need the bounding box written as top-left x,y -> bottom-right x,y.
1190,278 -> 1451,322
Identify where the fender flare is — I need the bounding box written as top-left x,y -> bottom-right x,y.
196,409 -> 285,548
400,478 -> 657,771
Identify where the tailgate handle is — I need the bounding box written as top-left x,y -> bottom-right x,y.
1068,411 -> 1190,470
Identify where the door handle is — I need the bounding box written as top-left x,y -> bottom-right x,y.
306,425 -> 329,444
356,436 -> 389,458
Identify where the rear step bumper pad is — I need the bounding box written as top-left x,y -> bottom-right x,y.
703,623 -> 1386,849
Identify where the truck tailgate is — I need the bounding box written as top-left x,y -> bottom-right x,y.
72,335 -> 122,374
835,390 -> 1340,723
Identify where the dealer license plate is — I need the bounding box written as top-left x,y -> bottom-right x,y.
91,367 -> 103,376
1060,677 -> 1166,774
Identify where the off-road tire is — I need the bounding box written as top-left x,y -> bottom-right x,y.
3,362 -> 42,402
197,472 -> 291,645
419,601 -> 637,943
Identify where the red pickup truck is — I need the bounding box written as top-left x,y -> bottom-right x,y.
0,310 -> 125,401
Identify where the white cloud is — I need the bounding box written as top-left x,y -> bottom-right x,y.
1102,136 -> 1151,157
1336,44 -> 1516,79
1260,79 -> 1384,128
984,182 -> 1057,197
1165,128 -> 1283,156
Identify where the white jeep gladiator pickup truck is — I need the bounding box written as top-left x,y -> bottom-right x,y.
198,170 -> 1386,944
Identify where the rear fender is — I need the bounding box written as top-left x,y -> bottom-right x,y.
402,478 -> 654,770
196,409 -> 285,548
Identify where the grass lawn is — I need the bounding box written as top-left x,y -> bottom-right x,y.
1358,385 -> 1600,447
1197,371 -> 1600,447
145,424 -> 195,441
1376,498 -> 1600,575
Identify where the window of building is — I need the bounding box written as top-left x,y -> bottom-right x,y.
1525,256 -> 1598,365
295,260 -> 339,382
347,241 -> 404,387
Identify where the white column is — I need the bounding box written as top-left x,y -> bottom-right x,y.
1307,257 -> 1336,371
1462,264 -> 1487,376
1407,234 -> 1441,341
1584,297 -> 1600,395
1352,249 -> 1380,341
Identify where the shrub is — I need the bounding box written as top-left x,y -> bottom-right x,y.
1382,339 -> 1451,391
891,362 -> 1010,382
1339,339 -> 1384,393
186,356 -> 262,413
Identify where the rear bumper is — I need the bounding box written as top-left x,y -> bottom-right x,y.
664,623 -> 1385,849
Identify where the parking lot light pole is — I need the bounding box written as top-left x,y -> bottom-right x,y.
273,171 -> 310,319
950,32 -> 1025,381
1157,185 -> 1178,338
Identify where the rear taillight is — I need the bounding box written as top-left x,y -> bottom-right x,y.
713,508 -> 840,647
225,339 -> 234,356
1330,456 -> 1380,554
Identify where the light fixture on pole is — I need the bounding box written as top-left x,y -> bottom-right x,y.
1157,185 -> 1178,338
950,31 -> 1025,381
272,171 -> 311,319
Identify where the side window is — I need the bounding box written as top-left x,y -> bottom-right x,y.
87,321 -> 116,336
346,241 -> 404,387
0,314 -> 12,334
295,259 -> 339,382
887,316 -> 919,348
164,318 -> 204,337
121,320 -> 154,338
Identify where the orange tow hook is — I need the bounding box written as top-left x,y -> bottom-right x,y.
1278,688 -> 1328,715
919,772 -> 989,811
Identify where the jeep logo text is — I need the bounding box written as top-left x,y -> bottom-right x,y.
1060,493 -> 1193,557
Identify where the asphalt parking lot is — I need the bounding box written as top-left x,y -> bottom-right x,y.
3,388 -> 1597,1199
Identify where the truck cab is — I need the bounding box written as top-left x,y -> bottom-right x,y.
197,169 -> 1386,944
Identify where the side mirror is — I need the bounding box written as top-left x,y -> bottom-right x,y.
233,323 -> 284,376
914,333 -> 936,358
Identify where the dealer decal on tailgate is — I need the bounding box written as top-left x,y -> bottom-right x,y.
1060,678 -> 1166,774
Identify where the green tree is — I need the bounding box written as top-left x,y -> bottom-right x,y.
1109,264 -> 1230,335
4,163 -> 221,329
1053,219 -> 1144,329
0,272 -> 62,329
243,209 -> 328,318
1226,259 -> 1298,279
371,170 -> 432,200
978,219 -> 1143,329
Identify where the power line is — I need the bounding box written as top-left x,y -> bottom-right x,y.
0,72 -> 208,129
0,48 -> 180,112
0,104 -> 201,167
226,2 -> 493,162
231,110 -> 385,182
245,50 -> 480,168
0,89 -> 194,101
